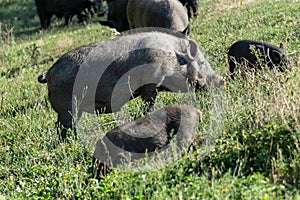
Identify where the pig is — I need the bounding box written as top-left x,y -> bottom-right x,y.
35,0 -> 105,29
99,0 -> 191,34
127,0 -> 190,35
92,104 -> 202,177
178,0 -> 199,18
227,40 -> 288,79
38,30 -> 225,140
99,0 -> 129,32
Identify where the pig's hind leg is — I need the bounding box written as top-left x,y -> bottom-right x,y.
57,110 -> 82,141
141,84 -> 158,113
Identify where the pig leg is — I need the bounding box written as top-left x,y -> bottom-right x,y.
76,13 -> 85,23
189,2 -> 199,18
176,126 -> 195,152
57,110 -> 82,141
141,84 -> 157,113
92,157 -> 111,179
57,112 -> 73,141
37,10 -> 53,29
187,5 -> 192,19
43,14 -> 52,29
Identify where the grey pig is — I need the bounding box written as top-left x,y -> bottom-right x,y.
127,0 -> 190,35
100,0 -> 192,34
38,30 -> 225,140
93,104 -> 202,177
35,0 -> 105,29
227,40 -> 288,79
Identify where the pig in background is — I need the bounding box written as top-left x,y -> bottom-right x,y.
37,29 -> 225,140
227,40 -> 288,79
100,0 -> 193,34
127,0 -> 189,35
35,0 -> 105,29
92,104 -> 202,177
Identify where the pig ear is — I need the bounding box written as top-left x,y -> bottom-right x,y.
187,39 -> 198,60
279,43 -> 284,49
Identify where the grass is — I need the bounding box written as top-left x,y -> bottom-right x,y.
0,0 -> 299,199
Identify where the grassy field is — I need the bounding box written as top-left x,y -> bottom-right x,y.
0,0 -> 299,199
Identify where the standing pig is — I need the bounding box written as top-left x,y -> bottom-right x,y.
227,40 -> 288,79
93,104 -> 202,177
35,0 -> 104,29
127,0 -> 190,35
99,0 -> 129,32
178,0 -> 199,19
38,30 -> 225,140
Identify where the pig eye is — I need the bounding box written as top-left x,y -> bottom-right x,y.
198,72 -> 203,79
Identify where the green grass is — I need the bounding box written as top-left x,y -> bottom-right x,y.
0,0 -> 299,199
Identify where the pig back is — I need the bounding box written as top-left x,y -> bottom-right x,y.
127,0 -> 189,33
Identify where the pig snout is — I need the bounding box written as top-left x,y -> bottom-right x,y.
204,74 -> 226,88
193,74 -> 225,91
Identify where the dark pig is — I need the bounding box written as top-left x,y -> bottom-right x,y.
227,40 -> 288,79
178,0 -> 199,18
93,104 -> 202,177
35,0 -> 104,29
